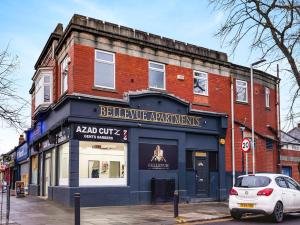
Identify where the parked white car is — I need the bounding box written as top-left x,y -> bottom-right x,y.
229,173 -> 300,223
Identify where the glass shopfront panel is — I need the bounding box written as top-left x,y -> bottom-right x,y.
31,155 -> 38,184
79,141 -> 127,186
58,143 -> 69,186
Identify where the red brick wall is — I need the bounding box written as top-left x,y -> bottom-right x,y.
281,149 -> 300,183
45,43 -> 279,174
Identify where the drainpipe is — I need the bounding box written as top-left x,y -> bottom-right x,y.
231,76 -> 236,186
276,64 -> 281,173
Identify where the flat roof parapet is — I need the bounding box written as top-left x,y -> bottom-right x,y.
70,14 -> 228,62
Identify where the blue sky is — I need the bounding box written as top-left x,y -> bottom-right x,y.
0,0 -> 297,153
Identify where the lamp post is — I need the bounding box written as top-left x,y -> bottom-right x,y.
250,59 -> 266,174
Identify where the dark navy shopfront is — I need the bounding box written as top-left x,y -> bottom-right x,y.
27,92 -> 228,207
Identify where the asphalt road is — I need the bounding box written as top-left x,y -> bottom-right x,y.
193,213 -> 300,225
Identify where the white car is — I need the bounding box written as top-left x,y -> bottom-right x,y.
229,173 -> 300,223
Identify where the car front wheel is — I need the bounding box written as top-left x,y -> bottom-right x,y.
270,201 -> 284,223
230,211 -> 242,220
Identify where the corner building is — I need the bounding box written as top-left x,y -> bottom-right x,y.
27,14 -> 280,206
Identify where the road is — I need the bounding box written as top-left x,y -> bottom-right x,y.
188,213 -> 300,225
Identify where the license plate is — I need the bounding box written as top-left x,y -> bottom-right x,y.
239,203 -> 254,208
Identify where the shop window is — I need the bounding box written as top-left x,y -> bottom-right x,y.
95,50 -> 115,89
149,62 -> 165,90
236,80 -> 248,103
209,152 -> 218,172
266,138 -> 273,150
31,155 -> 38,184
186,151 -> 193,170
79,141 -> 127,186
61,56 -> 69,94
265,87 -> 270,108
58,143 -> 69,186
51,149 -> 56,186
194,71 -> 208,96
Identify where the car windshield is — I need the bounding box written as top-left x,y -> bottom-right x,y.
235,176 -> 271,188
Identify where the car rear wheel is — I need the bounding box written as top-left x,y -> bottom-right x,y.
270,201 -> 284,223
230,211 -> 242,220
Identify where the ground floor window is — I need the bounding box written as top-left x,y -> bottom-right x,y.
58,143 -> 69,186
281,166 -> 292,177
79,141 -> 127,186
31,155 -> 38,184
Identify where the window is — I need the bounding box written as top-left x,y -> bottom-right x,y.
61,56 -> 69,94
286,178 -> 300,190
35,71 -> 52,108
209,152 -> 218,172
275,177 -> 288,188
149,62 -> 165,89
186,151 -> 193,170
95,50 -> 115,89
31,155 -> 38,184
58,143 -> 69,186
266,138 -> 273,150
79,141 -> 127,186
235,176 -> 271,188
194,71 -> 208,96
265,87 -> 270,108
282,166 -> 292,177
51,149 -> 56,186
236,80 -> 248,103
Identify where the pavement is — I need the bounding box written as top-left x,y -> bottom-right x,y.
3,194 -> 230,225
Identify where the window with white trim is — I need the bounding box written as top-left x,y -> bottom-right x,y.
61,56 -> 69,94
236,80 -> 248,103
265,87 -> 270,108
95,50 -> 115,89
35,70 -> 52,108
194,71 -> 208,96
149,62 -> 165,90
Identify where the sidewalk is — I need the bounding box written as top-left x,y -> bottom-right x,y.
7,195 -> 230,225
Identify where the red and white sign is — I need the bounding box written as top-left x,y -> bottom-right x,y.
241,138 -> 251,153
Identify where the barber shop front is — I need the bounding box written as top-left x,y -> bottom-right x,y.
28,92 -> 228,206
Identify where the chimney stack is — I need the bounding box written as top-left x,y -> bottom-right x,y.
18,135 -> 25,145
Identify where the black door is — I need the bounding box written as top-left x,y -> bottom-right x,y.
195,155 -> 209,197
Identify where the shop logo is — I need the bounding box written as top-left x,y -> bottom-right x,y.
151,145 -> 166,163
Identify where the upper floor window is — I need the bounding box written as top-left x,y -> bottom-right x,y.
61,56 -> 69,94
35,70 -> 52,109
149,62 -> 165,90
194,71 -> 208,96
95,50 -> 115,89
265,87 -> 270,108
236,80 -> 248,103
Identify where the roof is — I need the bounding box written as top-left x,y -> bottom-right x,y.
281,125 -> 300,144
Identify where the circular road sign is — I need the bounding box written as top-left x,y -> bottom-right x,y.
241,138 -> 251,153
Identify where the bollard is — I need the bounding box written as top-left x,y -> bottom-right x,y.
6,185 -> 10,225
173,190 -> 179,218
74,193 -> 80,225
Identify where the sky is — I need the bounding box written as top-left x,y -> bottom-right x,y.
0,0 -> 298,154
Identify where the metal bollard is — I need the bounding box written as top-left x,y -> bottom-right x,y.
74,193 -> 80,225
6,185 -> 10,225
173,190 -> 179,218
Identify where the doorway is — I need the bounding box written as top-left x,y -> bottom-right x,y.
194,152 -> 209,197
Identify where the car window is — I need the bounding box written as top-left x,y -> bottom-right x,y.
285,178 -> 300,191
275,177 -> 288,188
235,176 -> 271,188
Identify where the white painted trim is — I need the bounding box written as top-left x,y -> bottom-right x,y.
236,79 -> 248,103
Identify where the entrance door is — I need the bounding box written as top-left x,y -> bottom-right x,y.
44,153 -> 51,197
195,152 -> 209,197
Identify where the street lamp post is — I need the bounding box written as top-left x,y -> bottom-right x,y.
250,59 -> 266,174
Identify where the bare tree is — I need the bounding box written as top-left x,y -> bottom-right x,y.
0,45 -> 29,130
209,0 -> 300,126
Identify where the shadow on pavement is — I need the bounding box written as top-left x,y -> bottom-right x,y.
235,213 -> 300,224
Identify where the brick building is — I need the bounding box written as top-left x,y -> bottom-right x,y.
26,14 -> 280,206
280,124 -> 300,183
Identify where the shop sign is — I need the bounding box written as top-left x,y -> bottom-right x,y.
139,143 -> 178,170
16,143 -> 28,163
74,124 -> 128,142
57,127 -> 70,144
99,105 -> 202,127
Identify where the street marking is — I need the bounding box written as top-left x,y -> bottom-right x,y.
180,217 -> 233,224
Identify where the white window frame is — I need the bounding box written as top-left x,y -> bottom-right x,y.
236,80 -> 248,103
34,69 -> 53,109
193,70 -> 209,96
148,61 -> 166,90
265,87 -> 270,108
61,56 -> 69,94
94,49 -> 115,90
